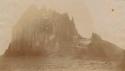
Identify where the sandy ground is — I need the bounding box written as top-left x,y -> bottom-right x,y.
0,56 -> 121,71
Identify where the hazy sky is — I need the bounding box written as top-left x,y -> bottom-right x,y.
0,0 -> 125,55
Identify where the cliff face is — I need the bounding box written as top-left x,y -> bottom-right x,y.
4,7 -> 80,57
4,6 -> 124,60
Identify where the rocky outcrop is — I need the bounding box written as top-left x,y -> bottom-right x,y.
4,6 -> 125,60
4,6 -> 80,57
87,33 -> 124,60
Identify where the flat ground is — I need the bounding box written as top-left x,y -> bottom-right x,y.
0,56 -> 122,71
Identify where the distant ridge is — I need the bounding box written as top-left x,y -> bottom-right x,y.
87,33 -> 124,60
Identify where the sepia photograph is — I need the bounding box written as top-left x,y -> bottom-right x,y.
0,0 -> 125,71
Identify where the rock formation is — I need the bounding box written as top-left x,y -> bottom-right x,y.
87,33 -> 124,60
4,6 -> 125,61
4,6 -> 80,57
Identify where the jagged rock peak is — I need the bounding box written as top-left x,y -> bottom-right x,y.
4,6 -> 79,57
91,32 -> 102,42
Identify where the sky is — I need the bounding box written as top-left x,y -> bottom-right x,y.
0,0 -> 125,55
